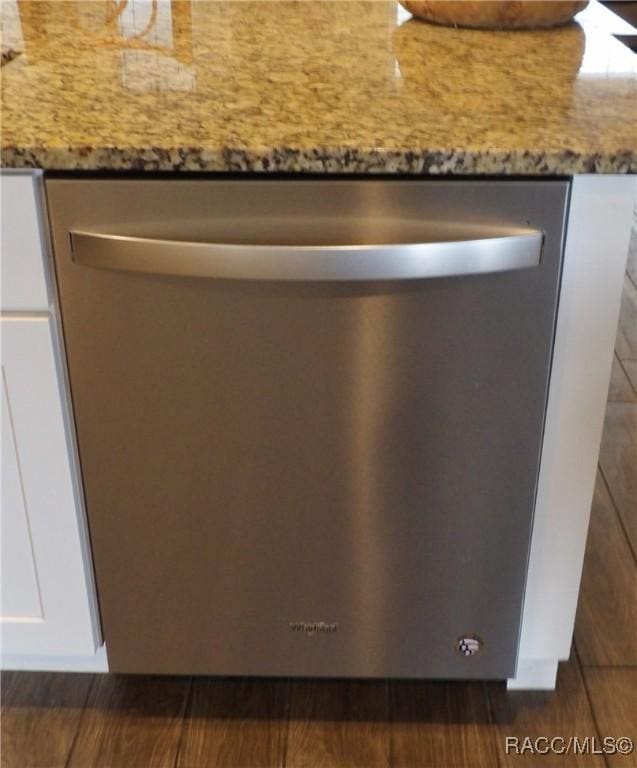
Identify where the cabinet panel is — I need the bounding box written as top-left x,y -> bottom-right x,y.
0,316 -> 99,657
1,172 -> 50,311
1,373 -> 43,619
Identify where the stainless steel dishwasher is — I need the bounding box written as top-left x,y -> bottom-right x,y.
47,179 -> 568,678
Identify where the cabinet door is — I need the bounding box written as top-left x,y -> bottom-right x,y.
0,172 -> 51,311
1,316 -> 99,657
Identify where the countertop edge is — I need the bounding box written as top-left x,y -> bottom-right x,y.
2,145 -> 636,176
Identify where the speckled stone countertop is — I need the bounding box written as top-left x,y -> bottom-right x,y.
1,0 -> 636,175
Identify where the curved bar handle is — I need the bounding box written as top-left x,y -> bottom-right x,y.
70,228 -> 543,282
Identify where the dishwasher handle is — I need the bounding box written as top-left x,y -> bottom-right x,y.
69,228 -> 543,282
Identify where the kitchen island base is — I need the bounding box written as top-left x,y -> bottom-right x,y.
1,173 -> 634,689
509,175 -> 636,690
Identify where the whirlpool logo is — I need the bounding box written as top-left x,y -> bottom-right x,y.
289,621 -> 338,637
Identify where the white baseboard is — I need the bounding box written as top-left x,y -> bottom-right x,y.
507,658 -> 559,690
1,643 -> 108,672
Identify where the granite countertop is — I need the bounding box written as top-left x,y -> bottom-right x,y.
1,0 -> 636,175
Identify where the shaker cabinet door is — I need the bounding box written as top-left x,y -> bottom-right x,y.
1,316 -> 99,658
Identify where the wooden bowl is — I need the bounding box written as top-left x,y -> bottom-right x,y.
399,1 -> 589,30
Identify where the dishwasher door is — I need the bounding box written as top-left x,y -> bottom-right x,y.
47,179 -> 568,678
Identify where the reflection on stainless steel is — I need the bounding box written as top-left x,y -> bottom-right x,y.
343,296 -> 390,667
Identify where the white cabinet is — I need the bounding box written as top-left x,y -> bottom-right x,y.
0,173 -> 50,311
1,171 -> 102,668
1,359 -> 42,621
1,317 -> 98,656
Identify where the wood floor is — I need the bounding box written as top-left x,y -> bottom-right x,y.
3,255 -> 636,767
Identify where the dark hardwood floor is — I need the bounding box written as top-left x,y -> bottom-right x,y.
3,255 -> 636,767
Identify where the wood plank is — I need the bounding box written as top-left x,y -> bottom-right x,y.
0,671 -> 93,768
599,403 -> 637,555
287,679 -> 389,768
390,681 -> 496,768
67,674 -> 190,768
583,668 -> 637,768
615,275 -> 637,362
608,354 -> 636,402
574,470 -> 637,665
177,678 -> 288,768
489,656 -> 605,767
